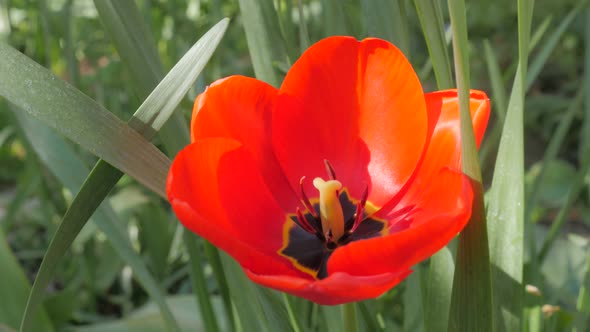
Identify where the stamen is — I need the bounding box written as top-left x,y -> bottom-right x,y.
313,177 -> 345,242
324,159 -> 337,180
351,185 -> 369,233
294,207 -> 317,234
299,177 -> 318,218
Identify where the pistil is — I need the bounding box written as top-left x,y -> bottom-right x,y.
313,177 -> 345,242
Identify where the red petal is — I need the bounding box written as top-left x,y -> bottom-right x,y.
272,37 -> 427,203
245,269 -> 411,305
192,75 -> 298,210
327,168 -> 473,276
407,90 -> 490,195
167,138 -> 304,277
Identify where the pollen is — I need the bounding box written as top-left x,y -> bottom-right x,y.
313,177 -> 345,242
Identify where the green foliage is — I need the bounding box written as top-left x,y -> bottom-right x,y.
1,1 -> 590,331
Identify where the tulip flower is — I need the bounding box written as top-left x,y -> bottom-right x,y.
167,36 -> 489,305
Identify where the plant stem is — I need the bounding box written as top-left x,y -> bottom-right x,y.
343,303 -> 358,332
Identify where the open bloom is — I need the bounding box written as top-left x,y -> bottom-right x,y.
167,37 -> 489,305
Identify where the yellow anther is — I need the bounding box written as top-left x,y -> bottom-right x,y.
313,177 -> 345,242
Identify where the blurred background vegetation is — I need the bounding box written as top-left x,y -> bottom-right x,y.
0,0 -> 589,331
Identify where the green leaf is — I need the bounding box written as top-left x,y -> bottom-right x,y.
447,0 -> 493,331
183,233 -> 221,332
320,0 -> 350,36
413,0 -> 453,89
0,41 -> 169,197
237,0 -> 287,87
486,0 -> 534,331
483,40 -> 508,122
526,3 -> 584,92
94,0 -> 193,154
424,247 -> 454,332
71,295 -> 226,332
0,228 -> 54,332
14,19 -> 229,332
581,8 -> 590,165
361,0 -> 410,55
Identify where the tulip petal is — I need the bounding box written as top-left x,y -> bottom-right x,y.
167,137 -> 304,277
245,269 -> 411,305
327,168 -> 473,276
272,37 -> 427,204
192,75 -> 298,210
411,89 -> 490,189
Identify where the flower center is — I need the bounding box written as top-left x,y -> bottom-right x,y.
278,160 -> 391,279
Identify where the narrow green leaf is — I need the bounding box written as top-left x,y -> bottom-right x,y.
183,233 -> 220,332
342,303 -> 358,332
414,0 -> 453,89
71,295 -> 226,332
295,0 -> 310,51
424,247 -> 454,332
538,153 -> 590,262
203,242 -> 235,331
526,3 -> 584,92
361,0 -> 410,55
0,228 -> 54,332
14,19 -> 229,332
320,0 -> 350,36
574,249 -> 590,332
418,4 -> 456,328
483,40 -> 508,122
447,0 -> 493,331
238,0 -> 287,87
94,0 -> 196,153
0,42 -> 170,197
486,0 -> 534,331
581,8 -> 590,165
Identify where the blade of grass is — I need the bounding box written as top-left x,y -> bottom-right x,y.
414,0 -> 453,89
573,249 -> 590,332
94,3 -> 230,328
0,227 -> 54,332
483,40 -> 508,123
361,0 -> 409,55
526,2 -> 585,92
0,41 -> 170,197
320,0 -> 350,36
417,3 -> 456,329
15,19 -> 229,332
238,0 -> 287,87
183,233 -> 220,332
94,0 -> 191,154
485,0 -> 534,331
538,152 -> 590,262
581,8 -> 590,169
447,0 -> 493,331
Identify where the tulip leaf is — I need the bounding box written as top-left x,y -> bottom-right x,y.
413,0 -> 453,89
0,41 -> 170,198
447,0 -> 493,331
417,2 -> 457,329
94,3 -> 229,329
15,111 -> 177,332
94,0 -> 191,154
526,3 -> 585,92
0,227 -> 54,332
483,40 -> 508,123
13,19 -> 229,332
237,0 -> 287,87
582,8 -> 590,164
574,249 -> 590,331
221,255 -> 296,332
320,0 -> 350,37
71,295 -> 226,332
361,0 -> 410,55
486,0 -> 534,331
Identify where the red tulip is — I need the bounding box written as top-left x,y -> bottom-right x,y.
167,36 -> 489,305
